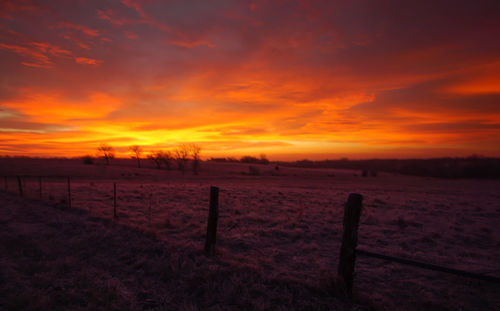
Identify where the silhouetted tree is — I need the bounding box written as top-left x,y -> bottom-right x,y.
148,151 -> 162,169
161,150 -> 173,170
189,144 -> 202,175
129,145 -> 143,168
148,150 -> 171,169
97,143 -> 115,165
174,144 -> 190,174
259,154 -> 270,164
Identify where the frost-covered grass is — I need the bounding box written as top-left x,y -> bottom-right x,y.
1,158 -> 499,310
0,193 -> 348,310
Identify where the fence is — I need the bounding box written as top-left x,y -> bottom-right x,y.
338,193 -> 500,300
2,175 -> 499,301
3,175 -> 175,228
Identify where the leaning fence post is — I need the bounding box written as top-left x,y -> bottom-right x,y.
204,186 -> 219,255
17,176 -> 23,197
113,182 -> 117,218
67,177 -> 71,208
337,193 -> 363,299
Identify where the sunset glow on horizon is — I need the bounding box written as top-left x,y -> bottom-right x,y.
1,0 -> 500,160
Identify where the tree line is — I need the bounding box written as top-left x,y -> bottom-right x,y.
209,154 -> 269,165
277,156 -> 500,179
86,143 -> 202,175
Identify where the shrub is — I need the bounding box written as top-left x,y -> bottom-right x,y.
241,156 -> 259,163
82,155 -> 94,165
240,154 -> 270,165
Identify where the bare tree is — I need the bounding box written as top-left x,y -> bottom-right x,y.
148,150 -> 172,169
174,144 -> 190,174
161,150 -> 172,170
148,151 -> 162,169
189,144 -> 202,175
129,145 -> 143,168
97,143 -> 115,165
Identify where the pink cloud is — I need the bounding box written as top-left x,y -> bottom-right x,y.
20,61 -> 52,69
170,39 -> 215,48
0,42 -> 52,67
59,21 -> 100,37
32,41 -> 72,57
97,9 -> 134,26
124,31 -> 138,39
121,0 -> 169,32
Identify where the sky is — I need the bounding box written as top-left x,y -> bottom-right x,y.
1,0 -> 499,160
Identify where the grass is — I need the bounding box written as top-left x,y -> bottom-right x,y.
0,192 -> 349,310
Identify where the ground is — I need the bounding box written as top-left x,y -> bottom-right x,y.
0,158 -> 499,310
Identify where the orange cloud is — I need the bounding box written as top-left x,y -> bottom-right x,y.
436,62 -> 500,95
74,57 -> 102,65
2,91 -> 121,123
1,1 -> 499,159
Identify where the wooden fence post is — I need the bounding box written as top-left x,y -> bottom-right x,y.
148,192 -> 152,227
17,176 -> 23,197
113,182 -> 117,218
39,176 -> 42,199
204,186 -> 219,255
4,176 -> 7,191
337,193 -> 363,299
67,177 -> 71,208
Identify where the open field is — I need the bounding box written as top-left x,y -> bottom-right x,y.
1,158 -> 499,310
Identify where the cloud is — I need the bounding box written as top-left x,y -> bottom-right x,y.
123,31 -> 138,39
0,39 -> 103,68
0,0 -> 40,19
97,9 -> 126,26
1,0 -> 499,158
1,90 -> 122,123
74,57 -> 102,65
121,0 -> 170,32
59,21 -> 100,37
20,61 -> 52,69
171,39 -> 215,48
0,42 -> 52,67
198,140 -> 294,152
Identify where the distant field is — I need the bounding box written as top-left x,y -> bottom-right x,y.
278,157 -> 500,179
1,158 -> 499,310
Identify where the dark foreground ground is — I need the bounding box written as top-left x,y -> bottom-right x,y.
0,191 -> 354,311
1,158 -> 499,310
